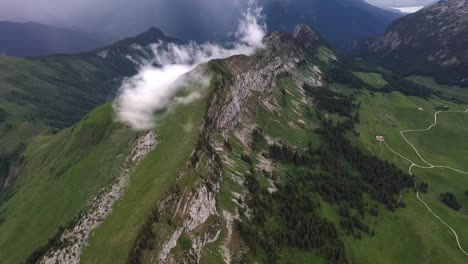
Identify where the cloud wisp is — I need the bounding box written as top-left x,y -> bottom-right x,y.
114,6 -> 266,130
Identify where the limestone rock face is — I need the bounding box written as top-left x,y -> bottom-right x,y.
207,27 -> 323,137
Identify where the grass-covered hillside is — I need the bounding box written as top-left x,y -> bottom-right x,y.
0,103 -> 137,263
0,28 -> 181,192
349,71 -> 468,263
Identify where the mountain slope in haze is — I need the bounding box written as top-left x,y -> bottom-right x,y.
359,0 -> 468,86
0,28 -> 181,190
261,0 -> 402,49
0,21 -> 110,57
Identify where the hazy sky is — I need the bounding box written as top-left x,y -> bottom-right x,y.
0,0 -> 248,40
0,0 -> 435,42
365,0 -> 436,7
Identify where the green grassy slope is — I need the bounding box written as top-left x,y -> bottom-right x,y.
0,26 -> 176,157
0,52 -> 128,193
408,75 -> 468,103
353,72 -> 387,89
0,29 -> 180,192
405,112 -> 468,170
0,103 -> 137,263
0,55 -> 50,153
80,86 -> 210,263
352,72 -> 468,263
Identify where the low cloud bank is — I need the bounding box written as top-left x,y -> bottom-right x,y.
114,5 -> 266,130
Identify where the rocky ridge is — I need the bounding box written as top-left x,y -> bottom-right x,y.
149,24 -> 325,264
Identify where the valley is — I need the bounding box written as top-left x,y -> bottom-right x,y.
353,71 -> 468,262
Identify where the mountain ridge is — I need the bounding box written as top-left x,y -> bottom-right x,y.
0,21 -> 109,57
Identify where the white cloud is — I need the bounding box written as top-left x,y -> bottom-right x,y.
114,5 -> 266,130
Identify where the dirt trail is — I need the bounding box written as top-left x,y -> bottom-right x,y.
399,109 -> 468,174
380,109 -> 468,257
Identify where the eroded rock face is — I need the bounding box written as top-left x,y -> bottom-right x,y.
211,56 -> 285,135
40,131 -> 158,264
158,150 -> 223,263
208,27 -> 323,137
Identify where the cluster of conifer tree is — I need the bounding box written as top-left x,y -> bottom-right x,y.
250,127 -> 266,151
324,64 -> 435,99
317,120 -> 413,210
237,172 -> 348,264
380,73 -> 434,98
440,192 -> 462,211
303,83 -> 358,116
238,78 -> 416,262
325,68 -> 370,90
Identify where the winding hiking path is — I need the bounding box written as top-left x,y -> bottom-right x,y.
379,108 -> 468,257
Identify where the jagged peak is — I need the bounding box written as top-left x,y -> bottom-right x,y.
262,24 -> 323,60
146,27 -> 166,36
265,31 -> 296,46
292,24 -> 320,49
101,26 -> 181,55
132,26 -> 169,43
263,31 -> 302,59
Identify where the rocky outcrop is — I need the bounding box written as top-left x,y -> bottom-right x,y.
208,24 -> 323,137
293,24 -> 320,49
40,131 -> 158,264
158,149 -> 223,263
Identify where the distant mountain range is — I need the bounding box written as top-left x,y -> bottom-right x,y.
0,21 -> 108,57
261,0 -> 403,49
365,0 -> 437,7
0,0 -> 402,57
357,0 -> 468,86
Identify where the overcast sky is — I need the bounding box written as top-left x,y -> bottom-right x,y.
365,0 -> 436,7
0,0 -> 436,41
0,0 -> 248,41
